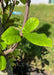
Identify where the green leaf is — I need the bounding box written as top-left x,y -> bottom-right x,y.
1,27 -> 21,45
16,1 -> 19,5
23,33 -> 52,47
13,49 -> 20,57
9,58 -> 16,67
0,42 -> 6,50
22,17 -> 39,33
20,0 -> 26,4
5,0 -> 10,3
0,56 -> 6,70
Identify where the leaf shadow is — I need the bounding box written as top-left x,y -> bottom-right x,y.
13,39 -> 50,75
24,43 -> 49,66
36,23 -> 51,37
23,42 -> 50,75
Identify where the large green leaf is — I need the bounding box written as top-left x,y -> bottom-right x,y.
1,27 -> 21,45
0,42 -> 6,50
22,17 -> 39,33
23,33 -> 52,47
0,56 -> 6,70
20,0 -> 26,4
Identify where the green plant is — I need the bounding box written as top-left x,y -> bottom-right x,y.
0,0 -> 52,74
0,17 -> 52,70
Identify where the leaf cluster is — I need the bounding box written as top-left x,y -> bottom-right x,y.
0,0 -> 52,71
0,17 -> 52,70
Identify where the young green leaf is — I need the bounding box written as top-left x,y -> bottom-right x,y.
0,56 -> 6,70
20,0 -> 26,4
22,17 -> 39,33
1,27 -> 21,45
0,42 -> 6,50
23,33 -> 52,47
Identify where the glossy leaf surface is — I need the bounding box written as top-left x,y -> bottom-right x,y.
2,27 -> 21,45
22,17 -> 39,33
23,33 -> 52,47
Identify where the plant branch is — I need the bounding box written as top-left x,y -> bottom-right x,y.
4,43 -> 18,55
22,0 -> 30,28
4,0 -> 31,55
3,0 -> 17,27
20,0 -> 30,36
1,0 -> 4,14
4,1 -> 8,10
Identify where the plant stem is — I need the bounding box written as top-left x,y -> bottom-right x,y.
22,0 -> 30,28
3,0 -> 17,27
4,0 -> 31,55
20,0 -> 30,36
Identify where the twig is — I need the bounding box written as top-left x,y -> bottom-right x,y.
3,0 -> 17,27
4,43 -> 18,55
22,0 -> 30,28
4,1 -> 8,10
20,0 -> 30,36
1,0 -> 4,14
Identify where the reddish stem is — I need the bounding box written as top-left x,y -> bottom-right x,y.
20,0 -> 30,36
